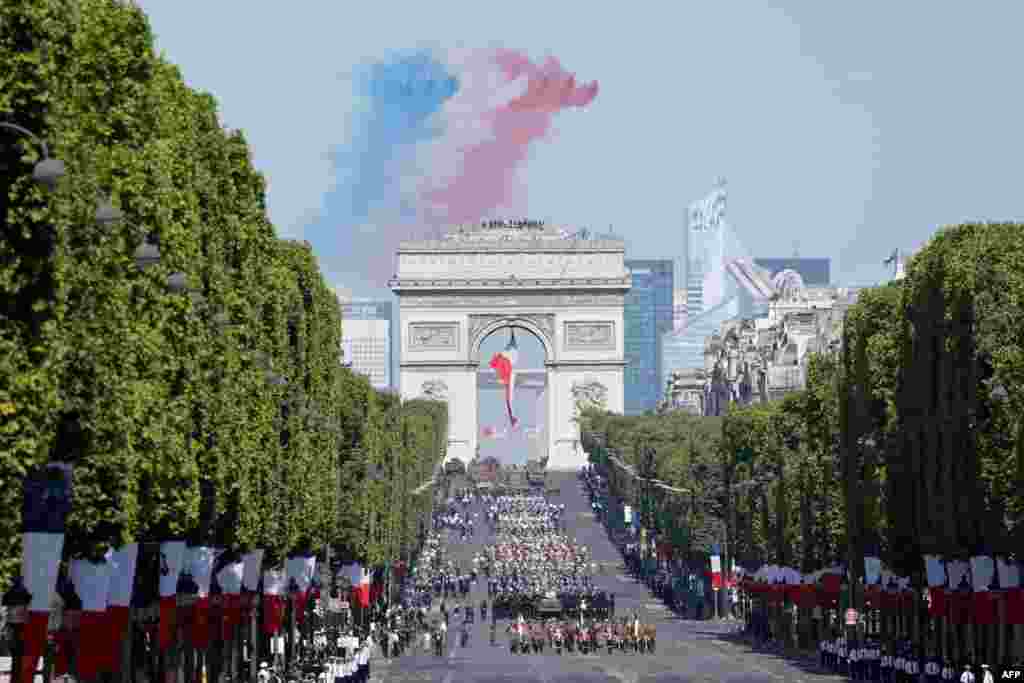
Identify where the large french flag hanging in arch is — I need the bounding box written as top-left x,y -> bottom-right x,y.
489,330 -> 519,428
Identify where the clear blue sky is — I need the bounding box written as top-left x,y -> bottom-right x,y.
137,1 -> 1024,460
138,0 -> 1024,295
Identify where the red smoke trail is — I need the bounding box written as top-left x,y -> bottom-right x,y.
426,50 -> 598,224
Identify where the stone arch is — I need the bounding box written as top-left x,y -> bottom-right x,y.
469,315 -> 555,363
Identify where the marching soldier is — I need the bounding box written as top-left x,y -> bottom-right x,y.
941,656 -> 955,682
880,642 -> 894,683
849,638 -> 861,680
866,636 -> 881,682
905,648 -> 921,683
924,650 -> 942,683
838,634 -> 848,677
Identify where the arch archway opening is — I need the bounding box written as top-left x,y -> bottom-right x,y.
476,324 -> 549,469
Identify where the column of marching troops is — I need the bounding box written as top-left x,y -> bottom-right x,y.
815,633 -> 1004,682
740,564 -> 1024,683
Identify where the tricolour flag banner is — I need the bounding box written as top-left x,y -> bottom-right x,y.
158,541 -> 186,651
286,556 -> 317,624
370,566 -> 385,604
997,558 -> 1021,588
105,543 -> 138,673
489,332 -> 519,428
71,554 -> 112,681
19,462 -> 73,683
186,546 -> 216,650
865,556 -> 883,585
242,550 -> 264,592
262,568 -> 286,634
924,555 -> 947,587
946,560 -> 970,591
350,563 -> 371,608
928,586 -> 947,618
217,559 -> 244,640
970,556 -> 995,592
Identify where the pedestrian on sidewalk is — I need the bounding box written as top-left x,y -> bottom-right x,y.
959,663 -> 975,683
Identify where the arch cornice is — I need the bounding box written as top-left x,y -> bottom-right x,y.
468,313 -> 555,363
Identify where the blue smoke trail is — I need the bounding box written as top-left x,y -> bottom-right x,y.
304,49 -> 459,291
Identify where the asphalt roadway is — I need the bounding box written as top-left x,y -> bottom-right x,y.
372,470 -> 842,683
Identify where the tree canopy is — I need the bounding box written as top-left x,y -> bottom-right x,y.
0,0 -> 447,591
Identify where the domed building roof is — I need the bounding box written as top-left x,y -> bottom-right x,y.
771,269 -> 806,299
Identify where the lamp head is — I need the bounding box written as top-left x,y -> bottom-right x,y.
33,157 -> 65,189
166,272 -> 188,293
95,198 -> 123,226
134,238 -> 161,272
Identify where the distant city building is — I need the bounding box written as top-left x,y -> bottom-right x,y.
690,282 -> 863,416
673,289 -> 688,331
753,258 -> 831,285
662,294 -> 741,390
735,260 -> 774,320
340,300 -> 393,390
663,179 -> 747,388
624,260 -> 674,415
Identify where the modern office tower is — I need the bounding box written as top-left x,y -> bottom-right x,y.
663,180 -> 748,388
624,260 -> 674,415
340,300 -> 394,390
673,289 -> 689,331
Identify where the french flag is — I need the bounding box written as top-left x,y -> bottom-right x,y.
261,567 -> 287,634
241,549 -> 264,615
157,541 -> 186,651
216,555 -> 244,641
71,554 -> 112,681
185,546 -> 216,650
104,544 -> 138,673
286,555 -> 317,624
350,563 -> 371,608
19,463 -> 74,683
489,331 -> 519,428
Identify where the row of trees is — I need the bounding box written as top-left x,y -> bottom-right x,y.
580,221 -> 1024,585
0,0 -> 447,593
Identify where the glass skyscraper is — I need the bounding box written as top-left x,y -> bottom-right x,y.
624,260 -> 674,415
662,180 -> 748,387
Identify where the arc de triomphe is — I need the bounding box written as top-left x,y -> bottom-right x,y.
389,223 -> 630,470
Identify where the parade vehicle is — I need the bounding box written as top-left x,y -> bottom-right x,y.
538,592 -> 563,618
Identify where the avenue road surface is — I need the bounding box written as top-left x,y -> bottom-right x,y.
372,470 -> 840,683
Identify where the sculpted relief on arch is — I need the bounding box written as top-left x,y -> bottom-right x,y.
571,378 -> 609,416
420,379 -> 449,402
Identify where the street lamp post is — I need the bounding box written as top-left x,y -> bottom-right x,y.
0,121 -> 66,189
